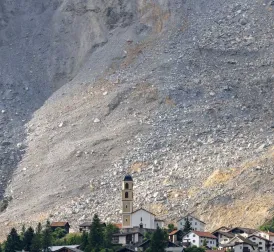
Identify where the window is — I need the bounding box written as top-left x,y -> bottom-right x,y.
141,217 -> 142,222
125,183 -> 129,189
181,222 -> 182,225
193,240 -> 195,243
187,235 -> 189,238
240,246 -> 242,249
190,218 -> 193,221
224,239 -> 228,241
193,235 -> 196,237
259,247 -> 263,250
220,234 -> 223,238
125,192 -> 128,198
195,222 -> 197,225
126,205 -> 127,208
259,242 -> 262,245
252,238 -> 256,240
195,228 -> 197,231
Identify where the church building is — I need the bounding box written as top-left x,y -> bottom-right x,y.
121,174 -> 164,229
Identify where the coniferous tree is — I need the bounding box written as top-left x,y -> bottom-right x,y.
80,231 -> 89,251
183,217 -> 192,234
42,220 -> 52,252
147,226 -> 168,252
5,228 -> 22,252
36,223 -> 42,235
103,224 -> 119,249
89,214 -> 104,250
168,223 -> 175,233
23,227 -> 35,251
31,223 -> 42,252
202,239 -> 208,248
30,234 -> 42,252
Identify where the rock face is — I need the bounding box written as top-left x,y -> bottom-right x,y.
0,0 -> 274,236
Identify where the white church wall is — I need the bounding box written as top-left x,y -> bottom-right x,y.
132,209 -> 155,229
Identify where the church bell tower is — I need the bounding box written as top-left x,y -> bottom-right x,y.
122,174 -> 133,228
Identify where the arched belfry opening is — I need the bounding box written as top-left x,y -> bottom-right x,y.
122,174 -> 133,228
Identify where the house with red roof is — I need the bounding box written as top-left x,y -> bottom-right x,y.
182,231 -> 217,248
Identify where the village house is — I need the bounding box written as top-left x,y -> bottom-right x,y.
79,221 -> 106,232
50,222 -> 70,234
220,235 -> 258,252
112,230 -> 144,245
177,214 -> 205,231
228,227 -> 257,238
212,230 -> 235,247
182,231 -> 217,248
169,229 -> 184,245
248,234 -> 270,252
253,231 -> 274,251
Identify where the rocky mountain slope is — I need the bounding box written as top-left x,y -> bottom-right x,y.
0,0 -> 274,236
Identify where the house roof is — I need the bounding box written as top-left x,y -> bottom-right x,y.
49,245 -> 79,251
132,207 -> 156,216
113,231 -> 144,237
114,223 -> 122,229
214,231 -> 235,238
229,227 -> 257,234
169,230 -> 180,235
212,226 -> 230,233
178,214 -> 206,224
258,231 -> 274,236
123,175 -> 133,181
248,234 -> 270,242
193,231 -> 217,239
58,248 -> 83,252
50,222 -> 70,227
222,235 -> 258,248
79,222 -> 92,227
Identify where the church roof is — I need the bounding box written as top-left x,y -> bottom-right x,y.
123,175 -> 133,181
132,208 -> 156,216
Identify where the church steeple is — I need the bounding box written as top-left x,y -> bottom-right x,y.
122,174 -> 133,228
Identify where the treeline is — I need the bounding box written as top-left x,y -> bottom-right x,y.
1,214 -> 120,252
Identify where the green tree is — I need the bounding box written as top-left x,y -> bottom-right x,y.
23,226 -> 35,251
168,223 -> 175,233
42,220 -> 52,251
36,223 -> 42,235
144,232 -> 153,241
103,223 -> 119,248
89,214 -> 104,250
52,227 -> 67,240
80,231 -> 89,251
183,217 -> 192,234
147,226 -> 168,252
30,234 -> 42,252
202,239 -> 207,248
5,228 -> 22,252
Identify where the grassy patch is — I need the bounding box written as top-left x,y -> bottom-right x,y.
204,169 -> 237,188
